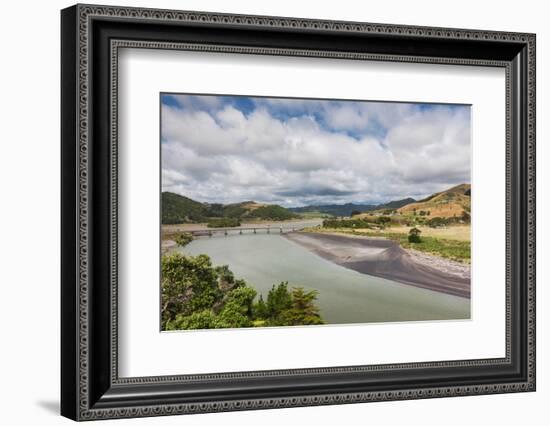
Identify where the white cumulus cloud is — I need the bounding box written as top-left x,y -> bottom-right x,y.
161,94 -> 470,207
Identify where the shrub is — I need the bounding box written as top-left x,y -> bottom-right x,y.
408,227 -> 422,243
376,216 -> 392,225
174,232 -> 193,247
426,217 -> 449,228
323,218 -> 375,229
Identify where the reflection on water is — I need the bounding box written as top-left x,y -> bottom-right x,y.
175,233 -> 470,324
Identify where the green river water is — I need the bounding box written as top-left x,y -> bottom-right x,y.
175,233 -> 470,324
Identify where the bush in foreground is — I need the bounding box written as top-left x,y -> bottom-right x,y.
161,253 -> 324,330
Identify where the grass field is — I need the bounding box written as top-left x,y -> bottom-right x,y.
307,225 -> 471,263
367,225 -> 471,242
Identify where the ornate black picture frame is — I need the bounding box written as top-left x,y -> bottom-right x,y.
61,4 -> 536,421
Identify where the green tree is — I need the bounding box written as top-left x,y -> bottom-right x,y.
166,310 -> 217,330
161,254 -> 325,330
280,287 -> 324,325
266,282 -> 293,323
214,287 -> 256,329
253,295 -> 268,319
214,264 -> 243,292
161,253 -> 222,325
174,232 -> 193,247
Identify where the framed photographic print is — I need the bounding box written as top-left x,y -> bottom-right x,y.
61,4 -> 536,421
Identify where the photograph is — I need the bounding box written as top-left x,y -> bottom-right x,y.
160,94 -> 472,330
56,3 -> 537,420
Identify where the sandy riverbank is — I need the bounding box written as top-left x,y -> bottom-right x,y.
284,232 -> 470,298
161,239 -> 177,254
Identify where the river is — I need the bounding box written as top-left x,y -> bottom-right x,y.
174,233 -> 470,324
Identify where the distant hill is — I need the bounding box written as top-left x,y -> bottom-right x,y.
289,203 -> 375,217
161,192 -> 299,224
289,197 -> 416,217
397,184 -> 471,218
162,192 -> 208,224
377,198 -> 417,211
221,201 -> 298,221
162,185 -> 468,224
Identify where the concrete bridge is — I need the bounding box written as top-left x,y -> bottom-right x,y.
188,225 -> 311,237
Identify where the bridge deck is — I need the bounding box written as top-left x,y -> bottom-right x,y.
188,226 -> 308,236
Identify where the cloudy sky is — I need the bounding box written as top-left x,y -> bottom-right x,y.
161,94 -> 471,207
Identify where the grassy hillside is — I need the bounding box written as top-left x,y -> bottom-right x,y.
247,204 -> 298,220
221,201 -> 299,221
162,192 -> 208,224
161,193 -> 299,224
162,184 -> 468,225
397,184 -> 471,218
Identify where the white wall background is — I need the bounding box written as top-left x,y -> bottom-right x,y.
0,0 -> 546,424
